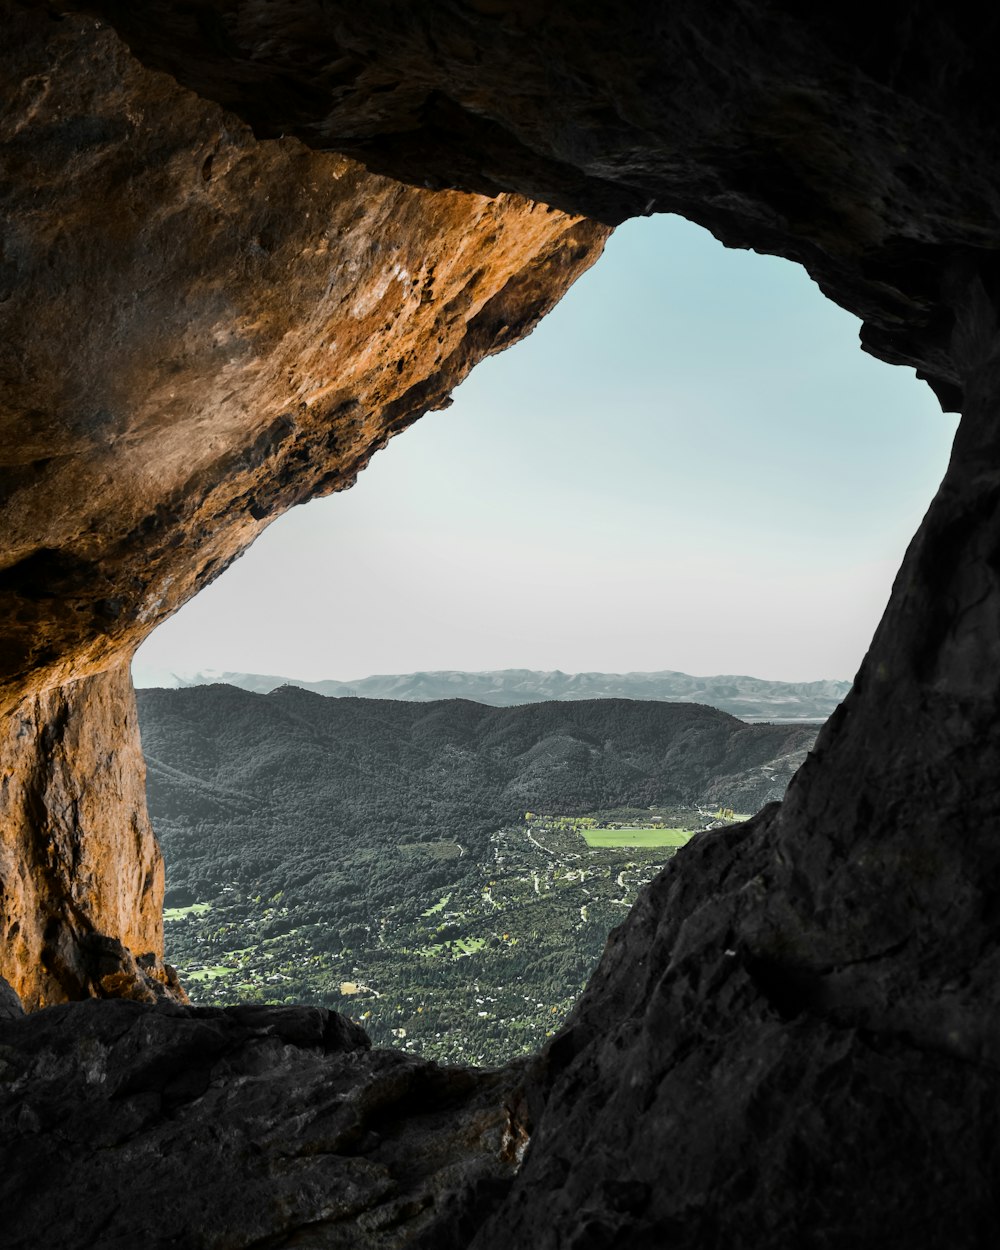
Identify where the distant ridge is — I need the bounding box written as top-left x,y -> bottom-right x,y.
135,666 -> 850,721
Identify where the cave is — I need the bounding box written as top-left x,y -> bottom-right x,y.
3,3 -> 1000,1247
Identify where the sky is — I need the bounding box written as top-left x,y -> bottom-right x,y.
132,213 -> 959,688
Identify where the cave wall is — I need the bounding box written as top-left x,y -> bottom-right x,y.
0,1 -> 608,1004
5,1 -> 1000,1246
0,662 -> 167,1009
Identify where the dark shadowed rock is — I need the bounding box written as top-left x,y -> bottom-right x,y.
0,999 -> 525,1250
0,976 -> 22,1019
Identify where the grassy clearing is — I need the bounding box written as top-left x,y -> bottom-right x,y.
185,965 -> 229,982
422,892 -> 452,917
580,827 -> 695,849
164,902 -> 212,921
413,936 -> 487,959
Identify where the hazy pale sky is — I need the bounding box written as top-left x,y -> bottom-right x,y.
133,213 -> 958,687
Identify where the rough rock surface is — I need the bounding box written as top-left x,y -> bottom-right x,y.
0,998 -> 526,1249
0,3 -> 606,1003
4,2 -> 1000,1248
0,975 -> 22,1019
0,661 -> 179,1008
66,0 -> 1000,410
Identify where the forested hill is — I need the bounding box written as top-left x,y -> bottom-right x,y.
137,685 -> 817,902
138,685 -> 816,829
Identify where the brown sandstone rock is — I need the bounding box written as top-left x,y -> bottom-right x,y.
0,3 -> 607,1003
0,662 -> 171,1008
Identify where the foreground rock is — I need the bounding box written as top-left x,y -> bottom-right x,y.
0,998 -> 525,1249
0,976 -> 22,1020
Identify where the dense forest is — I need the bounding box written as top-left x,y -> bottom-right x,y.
137,687 -> 819,1062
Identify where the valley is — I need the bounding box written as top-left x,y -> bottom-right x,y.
161,808 -> 731,1064
137,686 -> 818,1065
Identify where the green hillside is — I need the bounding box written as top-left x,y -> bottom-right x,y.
138,687 -> 818,1064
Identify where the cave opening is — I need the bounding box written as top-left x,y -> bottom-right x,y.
6,6 -> 1000,1240
131,212 -> 957,1065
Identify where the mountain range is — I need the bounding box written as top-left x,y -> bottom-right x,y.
136,667 -> 849,721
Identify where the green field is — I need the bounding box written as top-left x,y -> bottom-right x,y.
164,902 -> 213,921
184,964 -> 230,982
422,892 -> 452,917
413,935 -> 487,958
580,826 -> 695,849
